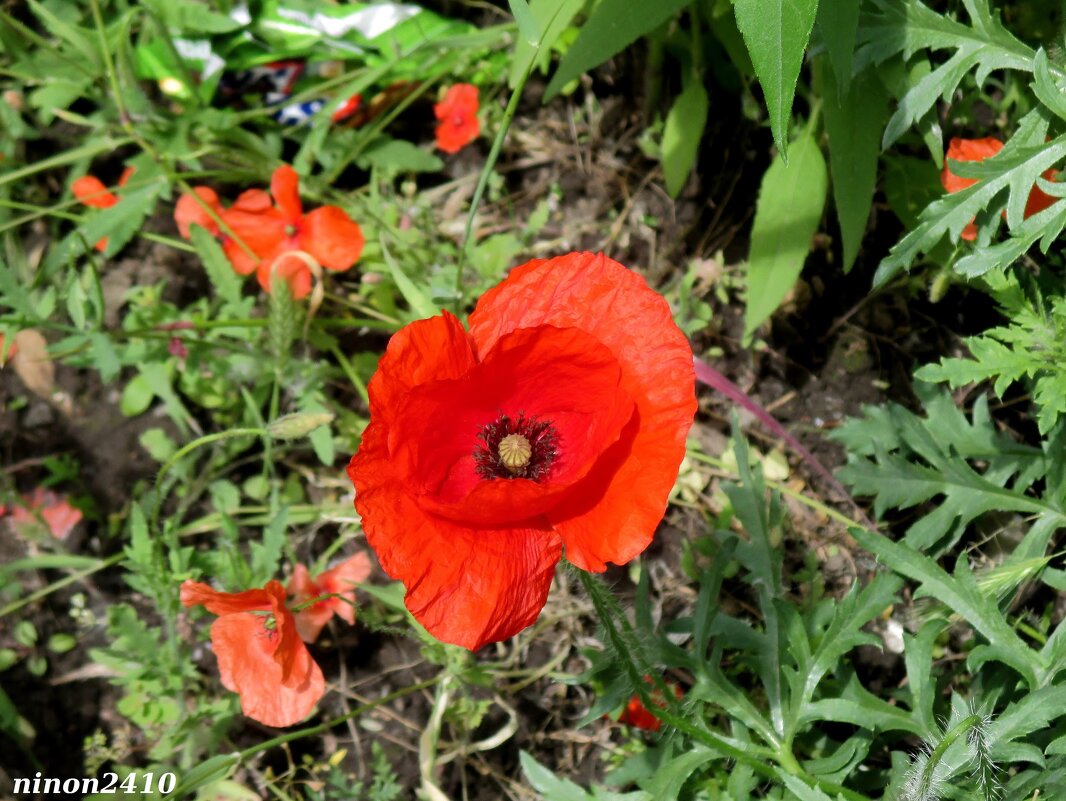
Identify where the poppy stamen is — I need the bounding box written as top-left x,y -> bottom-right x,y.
474,413 -> 558,481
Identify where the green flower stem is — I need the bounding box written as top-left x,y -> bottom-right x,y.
237,676 -> 441,761
576,568 -> 873,801
453,43 -> 539,310
0,553 -> 122,619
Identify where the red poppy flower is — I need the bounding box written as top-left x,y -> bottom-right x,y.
346,252 -> 696,650
176,166 -> 364,300
72,167 -> 135,251
434,84 -> 480,154
180,579 -> 325,727
288,552 -> 373,643
616,678 -> 682,732
941,136 -> 1059,241
174,186 -> 223,239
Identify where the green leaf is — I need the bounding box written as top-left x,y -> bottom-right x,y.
120,373 -> 155,417
510,0 -> 585,87
544,0 -> 690,101
822,63 -> 887,272
509,0 -> 541,45
733,0 -> 819,158
380,242 -> 438,320
359,138 -> 444,173
816,0 -> 861,94
743,133 -> 827,340
26,0 -> 100,71
1033,48 -> 1066,123
661,79 -> 709,198
190,225 -> 243,307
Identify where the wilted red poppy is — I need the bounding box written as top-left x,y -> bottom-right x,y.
176,165 -> 364,300
180,579 -> 325,727
347,252 -> 696,650
288,552 -> 373,643
72,167 -> 135,251
941,136 -> 1059,240
5,487 -> 82,540
616,678 -> 682,732
434,84 -> 480,154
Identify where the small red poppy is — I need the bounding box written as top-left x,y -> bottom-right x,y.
5,487 -> 82,540
617,678 -> 682,732
176,165 -> 365,300
347,252 -> 697,650
434,84 -> 480,154
72,167 -> 135,251
174,186 -> 223,239
180,579 -> 325,727
288,552 -> 373,643
941,136 -> 1059,241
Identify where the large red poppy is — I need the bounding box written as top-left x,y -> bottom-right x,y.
175,165 -> 364,300
180,579 -> 325,727
941,136 -> 1059,241
288,552 -> 372,643
346,252 -> 696,650
434,84 -> 480,154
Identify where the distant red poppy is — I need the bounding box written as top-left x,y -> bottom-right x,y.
941,136 -> 1060,241
347,252 -> 697,650
288,552 -> 373,643
180,579 -> 324,727
617,678 -> 682,732
176,165 -> 364,300
72,167 -> 135,251
434,84 -> 480,154
5,488 -> 82,540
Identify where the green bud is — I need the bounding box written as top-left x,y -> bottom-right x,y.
267,411 -> 335,441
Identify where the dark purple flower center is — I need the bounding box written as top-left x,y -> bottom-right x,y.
474,413 -> 558,481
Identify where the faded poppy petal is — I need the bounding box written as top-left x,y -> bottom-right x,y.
9,488 -> 82,540
72,175 -> 118,209
271,165 -> 303,224
301,205 -> 365,271
434,84 -> 480,154
468,252 -> 696,571
289,553 -> 372,641
210,612 -> 324,727
175,187 -> 223,239
315,552 -> 372,625
289,564 -> 336,643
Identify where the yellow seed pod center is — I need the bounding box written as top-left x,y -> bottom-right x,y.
498,434 -> 532,473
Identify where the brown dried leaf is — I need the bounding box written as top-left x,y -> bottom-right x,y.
13,329 -> 54,399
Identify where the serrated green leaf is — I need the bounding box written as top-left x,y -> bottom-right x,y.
661,79 -> 709,198
733,0 -> 819,159
544,0 -> 690,101
744,133 -> 827,340
822,63 -> 887,271
190,225 -> 243,307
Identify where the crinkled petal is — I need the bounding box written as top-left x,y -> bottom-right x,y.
210,613 -> 324,727
468,252 -> 696,571
301,206 -> 364,272
390,324 -> 634,523
271,165 -> 303,224
72,175 -> 118,209
180,580 -> 272,615
175,187 -> 223,239
348,424 -> 561,650
318,552 -> 372,626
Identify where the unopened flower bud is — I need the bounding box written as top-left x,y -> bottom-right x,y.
267,411 -> 334,441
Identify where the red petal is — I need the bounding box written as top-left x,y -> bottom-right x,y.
1025,169 -> 1060,218
232,189 -> 273,212
258,249 -> 313,300
468,253 -> 696,571
180,580 -> 272,615
220,205 -> 287,258
390,324 -> 635,524
293,606 -> 335,644
941,137 -> 1003,193
175,187 -> 223,239
348,423 -> 561,650
210,613 -> 324,727
222,238 -> 260,276
72,175 -> 118,209
117,166 -> 136,188
271,165 -> 302,223
317,552 -> 372,626
301,206 -> 364,271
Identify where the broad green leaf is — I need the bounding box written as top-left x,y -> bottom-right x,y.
508,0 -> 540,45
509,0 -> 585,87
822,62 -> 887,271
120,373 -> 155,417
816,0 -> 861,93
743,133 -> 827,340
191,225 -> 243,307
544,0 -> 690,101
661,79 -> 709,198
733,0 -> 819,159
359,138 -> 443,173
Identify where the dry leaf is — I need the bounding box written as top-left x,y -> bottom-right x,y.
13,329 -> 54,399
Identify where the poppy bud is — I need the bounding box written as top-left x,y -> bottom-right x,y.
267,411 -> 334,441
